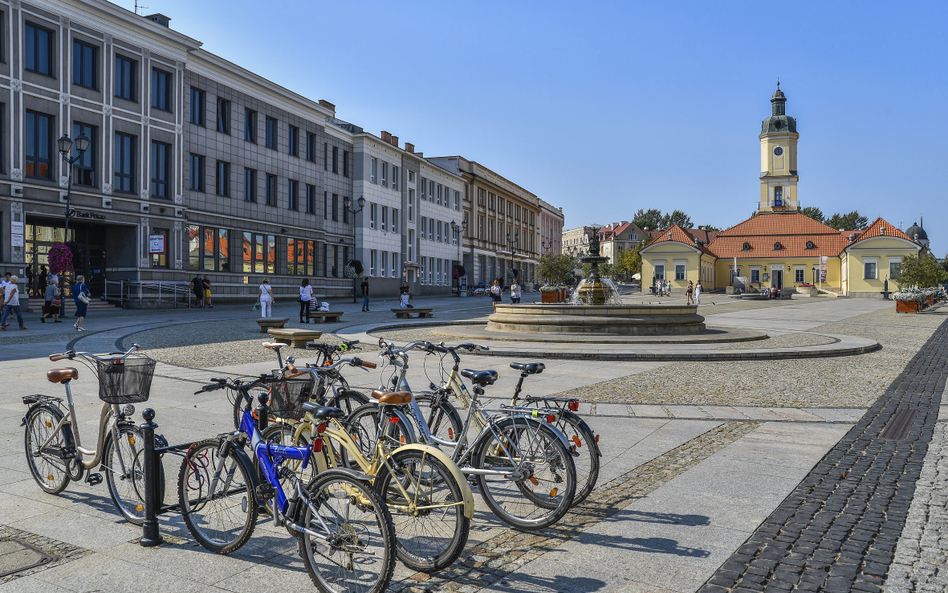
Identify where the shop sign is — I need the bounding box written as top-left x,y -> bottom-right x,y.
149,234 -> 166,254
71,210 -> 106,220
10,221 -> 24,247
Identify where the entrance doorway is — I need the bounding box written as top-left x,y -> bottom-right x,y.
772,269 -> 784,289
25,218 -> 107,297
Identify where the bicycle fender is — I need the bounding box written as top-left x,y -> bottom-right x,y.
25,402 -> 75,446
562,410 -> 603,458
470,415 -> 573,458
392,408 -> 418,444
391,443 -> 474,520
228,443 -> 259,491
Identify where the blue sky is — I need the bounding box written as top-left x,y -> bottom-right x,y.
120,0 -> 947,255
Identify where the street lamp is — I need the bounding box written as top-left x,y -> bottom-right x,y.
57,134 -> 89,309
343,195 -> 366,303
450,219 -> 467,296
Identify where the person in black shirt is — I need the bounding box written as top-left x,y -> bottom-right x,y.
192,275 -> 204,308
361,277 -> 370,312
399,281 -> 412,308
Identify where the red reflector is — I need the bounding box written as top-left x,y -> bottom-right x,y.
313,439 -> 323,452
316,423 -> 327,434
568,400 -> 579,411
389,417 -> 400,424
546,414 -> 556,423
595,434 -> 600,443
570,445 -> 577,453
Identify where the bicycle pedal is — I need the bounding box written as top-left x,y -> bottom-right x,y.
86,473 -> 103,486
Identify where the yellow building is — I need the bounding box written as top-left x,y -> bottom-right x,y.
641,86 -> 921,297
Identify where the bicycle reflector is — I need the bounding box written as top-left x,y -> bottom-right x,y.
389,417 -> 400,424
568,400 -> 579,411
546,414 -> 556,424
316,423 -> 327,434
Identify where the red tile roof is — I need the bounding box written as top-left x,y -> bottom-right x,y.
647,225 -> 715,256
849,217 -> 917,246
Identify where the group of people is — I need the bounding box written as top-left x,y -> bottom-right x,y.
1,270 -> 90,331
191,275 -> 214,308
489,278 -> 522,311
686,280 -> 703,305
255,277 -> 417,321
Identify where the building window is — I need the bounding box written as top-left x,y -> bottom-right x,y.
73,122 -> 96,187
437,221 -> 442,243
381,206 -> 387,232
150,228 -> 168,268
305,132 -> 316,162
151,68 -> 172,111
244,109 -> 257,143
392,209 -> 399,233
795,268 -> 805,283
72,40 -> 97,89
150,141 -> 171,199
332,146 -> 338,173
189,153 -> 205,192
265,117 -> 277,149
288,125 -> 298,157
750,267 -> 761,284
114,56 -> 136,101
455,190 -> 461,211
381,162 -> 388,187
187,226 -> 230,271
864,261 -> 877,280
265,174 -> 277,206
774,186 -> 783,207
654,264 -> 665,280
370,203 -> 377,229
370,157 -> 378,183
370,250 -> 377,276
429,219 -> 435,242
408,189 -> 415,222
408,230 -> 415,262
323,191 -> 328,220
391,252 -> 397,278
343,151 -> 349,177
25,111 -> 53,179
305,184 -> 316,214
217,98 -> 231,134
421,216 -> 427,240
420,177 -> 427,200
889,259 -> 901,280
287,238 -> 316,275
437,184 -> 442,205
25,23 -> 54,76
288,179 -> 298,210
381,252 -> 388,277
392,166 -> 399,191
242,232 -> 274,274
190,87 -> 205,126
332,194 -> 339,221
216,161 -> 230,197
113,132 -> 136,193
244,168 -> 257,202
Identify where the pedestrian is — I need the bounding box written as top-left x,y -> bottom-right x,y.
26,265 -> 34,297
490,278 -> 503,311
399,281 -> 412,308
202,274 -> 213,308
258,278 -> 274,317
72,275 -> 90,332
695,280 -> 702,305
361,277 -> 370,312
666,280 -> 672,297
192,274 -> 204,308
0,275 -> 26,330
510,279 -> 522,304
299,278 -> 313,323
41,279 -> 61,323
38,265 -> 48,298
686,280 -> 694,305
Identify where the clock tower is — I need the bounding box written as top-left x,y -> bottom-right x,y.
758,83 -> 799,212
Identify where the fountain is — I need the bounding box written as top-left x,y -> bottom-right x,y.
572,229 -> 622,305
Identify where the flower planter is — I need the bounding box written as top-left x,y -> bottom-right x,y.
896,300 -> 919,314
541,291 -> 561,303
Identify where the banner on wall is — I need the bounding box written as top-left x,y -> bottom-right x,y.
820,255 -> 828,283
149,234 -> 166,254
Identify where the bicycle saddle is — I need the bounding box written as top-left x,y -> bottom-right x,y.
369,389 -> 413,405
461,369 -> 499,387
509,362 -> 545,375
301,402 -> 345,419
262,342 -> 285,349
47,368 -> 79,383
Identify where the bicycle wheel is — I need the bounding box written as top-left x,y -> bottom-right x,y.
329,388 -> 369,417
374,449 -> 470,572
473,417 -> 575,530
297,469 -> 396,593
413,394 -> 463,447
178,438 -> 257,554
23,404 -> 70,495
555,411 -> 599,505
346,404 -> 413,460
103,424 -> 158,525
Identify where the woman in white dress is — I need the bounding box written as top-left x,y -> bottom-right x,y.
258,278 -> 274,317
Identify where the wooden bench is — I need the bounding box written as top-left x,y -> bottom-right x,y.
256,317 -> 289,333
392,307 -> 434,319
306,310 -> 344,323
267,328 -> 323,348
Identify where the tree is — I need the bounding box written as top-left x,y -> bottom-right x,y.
826,211 -> 868,230
800,207 -> 825,223
895,253 -> 948,288
614,245 -> 642,281
698,224 -> 721,232
537,253 -> 575,285
632,208 -> 664,230
660,210 -> 693,229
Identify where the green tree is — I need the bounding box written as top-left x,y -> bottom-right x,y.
614,245 -> 642,281
598,262 -> 616,280
895,253 -> 948,288
660,210 -> 693,229
698,224 -> 721,232
537,253 -> 575,284
826,211 -> 868,230
632,208 -> 664,230
800,207 -> 825,223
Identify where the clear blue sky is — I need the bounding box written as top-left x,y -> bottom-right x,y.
120,0 -> 947,255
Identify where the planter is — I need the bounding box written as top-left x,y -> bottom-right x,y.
541,291 -> 561,303
896,300 -> 919,314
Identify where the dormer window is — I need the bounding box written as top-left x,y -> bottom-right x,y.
742,242 -> 752,251
805,241 -> 815,250
774,241 -> 784,251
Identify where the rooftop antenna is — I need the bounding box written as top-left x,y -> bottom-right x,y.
134,0 -> 148,15
776,77 -> 780,89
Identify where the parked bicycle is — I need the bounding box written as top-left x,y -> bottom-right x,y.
181,364 -> 395,593
22,344 -> 158,524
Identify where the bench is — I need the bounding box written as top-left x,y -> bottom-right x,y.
255,317 -> 289,333
306,310 -> 344,323
267,328 -> 323,348
392,307 -> 434,319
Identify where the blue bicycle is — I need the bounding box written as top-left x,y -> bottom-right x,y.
179,359 -> 395,593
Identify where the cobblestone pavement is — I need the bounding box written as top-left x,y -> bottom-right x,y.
698,316 -> 948,593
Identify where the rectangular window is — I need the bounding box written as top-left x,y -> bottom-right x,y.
420,177 -> 427,200
343,151 -> 349,177
113,132 -> 136,193
217,98 -> 231,134
370,250 -> 377,276
455,190 -> 461,211
150,141 -> 171,199
437,184 -> 442,205
203,228 -> 215,271
437,221 -> 442,243
381,252 -> 388,277
392,166 -> 399,191
189,87 -> 205,126
114,56 -> 136,101
305,184 -> 316,214
244,168 -> 257,202
654,264 -> 665,280
750,268 -> 761,284
25,23 -> 54,76
324,143 -> 328,170
219,229 -> 230,272
187,225 -> 200,270
288,179 -> 298,211
381,206 -> 388,232
216,161 -> 230,197
332,146 -> 338,173
408,190 -> 415,222
392,209 -> 398,234
324,192 -> 328,220
25,111 -> 53,179
381,162 -> 388,187
429,219 -> 435,242
889,259 -> 901,280
795,268 -> 805,283
265,117 -> 277,149
305,132 -> 316,162
73,122 -> 96,187
370,203 -> 377,229
391,253 -> 397,278
72,40 -> 97,89
408,230 -> 415,262
864,261 -> 877,280
265,174 -> 277,206
189,153 -> 205,191
288,125 -> 298,156
332,194 -> 339,221
151,68 -> 172,111
370,157 -> 378,183
343,198 -> 349,224
421,216 -> 427,240
244,109 -> 257,143
430,181 -> 435,203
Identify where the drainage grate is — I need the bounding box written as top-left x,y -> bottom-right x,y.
0,538 -> 55,579
881,408 -> 918,440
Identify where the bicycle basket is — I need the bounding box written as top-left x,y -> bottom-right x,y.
268,375 -> 316,419
96,356 -> 156,404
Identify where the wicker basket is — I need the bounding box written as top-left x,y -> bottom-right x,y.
96,357 -> 156,404
268,375 -> 316,419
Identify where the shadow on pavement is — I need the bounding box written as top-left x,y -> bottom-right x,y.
622,509 -> 711,526
489,573 -> 608,592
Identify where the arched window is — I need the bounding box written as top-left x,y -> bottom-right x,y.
774,186 -> 783,207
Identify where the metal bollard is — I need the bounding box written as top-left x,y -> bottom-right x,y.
139,408 -> 164,547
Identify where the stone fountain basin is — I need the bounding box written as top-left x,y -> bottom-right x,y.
486,303 -> 706,335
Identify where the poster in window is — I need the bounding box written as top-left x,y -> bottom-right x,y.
149,234 -> 166,254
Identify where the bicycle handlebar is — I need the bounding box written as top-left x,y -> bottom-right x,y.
49,344 -> 142,363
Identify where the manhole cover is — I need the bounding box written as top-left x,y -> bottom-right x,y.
0,538 -> 55,578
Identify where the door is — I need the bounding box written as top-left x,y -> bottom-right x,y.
773,270 -> 783,289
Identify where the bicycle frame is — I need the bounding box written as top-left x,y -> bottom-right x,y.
38,392 -> 123,471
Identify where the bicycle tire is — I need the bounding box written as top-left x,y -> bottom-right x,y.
23,404 -> 70,495
103,424 -> 161,525
178,438 -> 257,554
297,469 -> 396,593
413,394 -> 463,448
555,410 -> 599,505
328,388 -> 368,417
345,403 -> 413,460
473,417 -> 575,530
374,448 -> 470,572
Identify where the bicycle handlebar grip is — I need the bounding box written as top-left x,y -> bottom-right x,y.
49,353 -> 68,361
356,357 -> 377,369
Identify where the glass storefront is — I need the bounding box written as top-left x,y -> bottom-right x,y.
24,218 -> 106,297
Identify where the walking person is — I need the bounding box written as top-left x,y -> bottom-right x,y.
695,280 -> 702,305
38,265 -> 48,298
510,279 -> 522,304
299,279 -> 313,323
202,275 -> 213,308
686,281 -> 695,305
258,278 -> 274,318
41,279 -> 61,323
361,277 -> 370,312
399,281 -> 412,308
490,278 -> 503,311
191,274 -> 204,308
72,275 -> 90,332
0,275 -> 27,330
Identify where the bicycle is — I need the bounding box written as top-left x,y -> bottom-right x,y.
351,340 -> 576,530
22,344 -> 158,525
181,364 -> 396,593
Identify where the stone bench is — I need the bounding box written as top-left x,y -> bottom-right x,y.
267,328 -> 323,348
256,317 -> 289,333
392,308 -> 434,319
306,310 -> 344,323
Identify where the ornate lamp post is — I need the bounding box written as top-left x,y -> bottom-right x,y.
343,195 -> 366,303
450,219 -> 467,296
56,133 -> 90,304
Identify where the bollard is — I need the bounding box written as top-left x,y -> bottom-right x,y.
139,408 -> 164,547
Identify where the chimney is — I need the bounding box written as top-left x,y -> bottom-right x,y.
404,142 -> 415,153
318,99 -> 335,113
145,13 -> 171,27
390,135 -> 399,147
380,131 -> 392,143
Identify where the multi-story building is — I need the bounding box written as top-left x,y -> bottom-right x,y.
562,226 -> 588,258
538,199 -> 563,256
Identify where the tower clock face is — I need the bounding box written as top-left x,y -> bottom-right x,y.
773,146 -> 784,156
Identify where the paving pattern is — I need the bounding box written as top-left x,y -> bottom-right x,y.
699,317 -> 948,593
